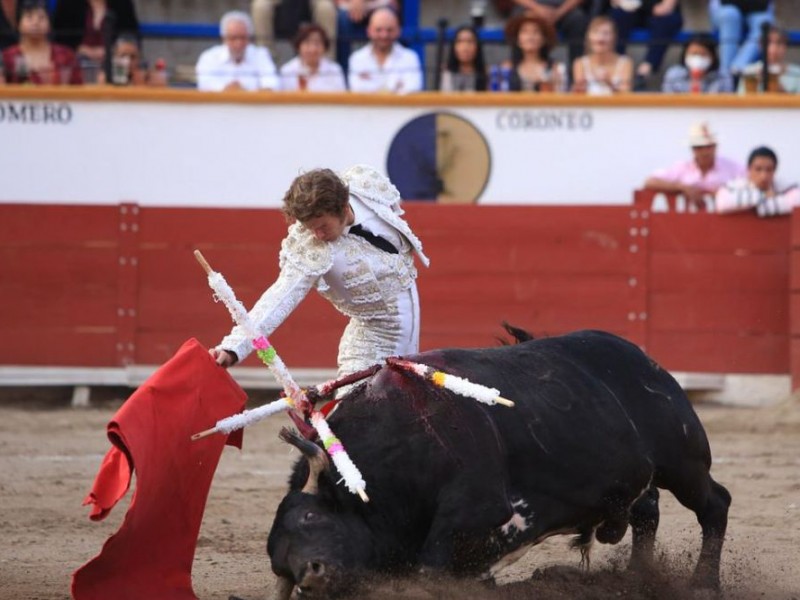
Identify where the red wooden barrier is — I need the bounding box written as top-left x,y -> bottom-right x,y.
0,198 -> 794,384
634,190 -> 790,374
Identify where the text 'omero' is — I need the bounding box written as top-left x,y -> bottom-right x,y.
0,102 -> 73,124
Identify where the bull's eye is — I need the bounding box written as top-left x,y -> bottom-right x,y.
302,511 -> 317,523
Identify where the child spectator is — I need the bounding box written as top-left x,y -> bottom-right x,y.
52,0 -> 139,83
738,26 -> 800,94
503,13 -> 565,92
661,34 -> 732,93
2,0 -> 81,84
572,15 -> 632,94
280,23 -> 346,91
440,25 -> 487,92
716,146 -> 799,217
608,0 -> 683,82
708,0 -> 774,77
96,32 -> 167,87
645,121 -> 744,208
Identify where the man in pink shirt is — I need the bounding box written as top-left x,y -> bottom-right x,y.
644,122 -> 745,207
716,146 -> 800,217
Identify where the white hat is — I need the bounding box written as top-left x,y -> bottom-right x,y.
688,121 -> 717,147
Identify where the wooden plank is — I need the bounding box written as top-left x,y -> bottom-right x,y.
791,338 -> 800,390
788,294 -> 800,335
135,246 -> 280,288
137,207 -> 286,243
650,252 -> 789,293
2,326 -> 118,366
649,291 -> 787,333
116,203 -> 139,366
0,204 -> 119,244
0,283 -> 117,328
0,246 -> 118,284
648,331 -> 788,373
647,214 -> 790,253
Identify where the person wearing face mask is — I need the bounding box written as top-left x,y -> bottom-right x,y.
662,34 -> 732,93
716,146 -> 799,217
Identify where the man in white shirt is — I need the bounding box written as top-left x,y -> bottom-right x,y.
347,7 -> 423,94
196,11 -> 280,92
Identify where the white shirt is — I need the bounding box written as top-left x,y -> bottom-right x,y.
347,42 -> 423,94
195,43 -> 279,91
279,56 -> 347,92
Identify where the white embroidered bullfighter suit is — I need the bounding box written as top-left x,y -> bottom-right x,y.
217,165 -> 430,379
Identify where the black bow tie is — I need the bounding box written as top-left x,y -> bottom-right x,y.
348,224 -> 399,254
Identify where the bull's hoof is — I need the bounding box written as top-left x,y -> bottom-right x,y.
596,517 -> 629,544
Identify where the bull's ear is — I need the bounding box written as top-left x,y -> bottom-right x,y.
279,426 -> 330,495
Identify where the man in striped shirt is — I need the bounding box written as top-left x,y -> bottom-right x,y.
715,146 -> 800,217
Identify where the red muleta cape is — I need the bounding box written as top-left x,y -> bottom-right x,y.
72,338 -> 246,600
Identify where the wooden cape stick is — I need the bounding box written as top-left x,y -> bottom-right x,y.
191,250 -> 369,503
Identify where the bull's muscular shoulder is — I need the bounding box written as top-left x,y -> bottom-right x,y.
279,222 -> 333,277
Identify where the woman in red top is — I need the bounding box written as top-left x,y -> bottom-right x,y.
1,0 -> 82,84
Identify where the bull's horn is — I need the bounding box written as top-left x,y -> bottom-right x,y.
279,426 -> 330,495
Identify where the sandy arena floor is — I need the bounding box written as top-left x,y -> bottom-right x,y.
0,388 -> 798,600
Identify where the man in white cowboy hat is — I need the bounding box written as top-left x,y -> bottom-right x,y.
644,121 -> 744,207
210,165 -> 429,386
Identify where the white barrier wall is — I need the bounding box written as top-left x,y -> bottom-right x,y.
1,89 -> 798,207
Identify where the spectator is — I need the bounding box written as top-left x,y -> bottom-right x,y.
509,0 -> 589,70
250,0 -> 335,53
709,0 -> 774,77
195,11 -> 279,92
608,0 -> 683,81
661,34 -> 732,93
347,7 -> 422,94
96,32 -> 167,87
572,15 -> 632,94
52,0 -> 139,83
440,25 -> 487,92
645,121 -> 745,207
1,0 -> 19,50
2,0 -> 81,84
738,26 -> 800,94
335,0 -> 399,71
503,13 -> 565,91
279,22 -> 346,91
716,146 -> 800,217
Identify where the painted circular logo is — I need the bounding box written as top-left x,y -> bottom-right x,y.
386,112 -> 491,204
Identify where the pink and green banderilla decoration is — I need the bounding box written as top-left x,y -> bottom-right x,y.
191,250 -> 368,503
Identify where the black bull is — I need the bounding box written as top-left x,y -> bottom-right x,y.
267,330 -> 731,598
